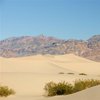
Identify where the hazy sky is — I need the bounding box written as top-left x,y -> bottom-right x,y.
0,0 -> 100,40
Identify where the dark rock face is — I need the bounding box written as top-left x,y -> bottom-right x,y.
0,35 -> 100,62
86,35 -> 100,61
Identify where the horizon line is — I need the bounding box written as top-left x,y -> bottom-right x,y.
0,34 -> 100,41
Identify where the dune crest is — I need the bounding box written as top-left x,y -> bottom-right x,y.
0,54 -> 100,74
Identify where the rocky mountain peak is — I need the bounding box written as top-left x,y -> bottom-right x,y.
0,35 -> 100,62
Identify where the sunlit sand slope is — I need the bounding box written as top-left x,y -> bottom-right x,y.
0,54 -> 100,74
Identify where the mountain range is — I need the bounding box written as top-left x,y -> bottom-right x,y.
0,35 -> 100,62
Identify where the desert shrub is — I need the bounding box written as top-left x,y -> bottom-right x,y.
73,79 -> 100,92
44,79 -> 100,96
59,72 -> 65,74
79,73 -> 87,76
44,81 -> 73,96
44,82 -> 56,96
0,85 -> 15,97
67,73 -> 74,75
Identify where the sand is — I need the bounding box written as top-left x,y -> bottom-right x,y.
0,54 -> 100,100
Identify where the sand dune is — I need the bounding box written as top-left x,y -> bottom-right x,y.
0,54 -> 100,74
0,54 -> 100,100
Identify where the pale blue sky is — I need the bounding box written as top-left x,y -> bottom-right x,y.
0,0 -> 100,40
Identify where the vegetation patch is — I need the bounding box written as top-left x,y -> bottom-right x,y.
44,81 -> 73,96
79,73 -> 87,76
73,79 -> 100,92
0,85 -> 15,97
44,79 -> 100,96
67,72 -> 74,75
58,72 -> 65,74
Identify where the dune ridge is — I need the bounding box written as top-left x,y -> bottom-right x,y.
0,54 -> 100,74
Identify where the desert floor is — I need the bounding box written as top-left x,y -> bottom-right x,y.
0,54 -> 100,100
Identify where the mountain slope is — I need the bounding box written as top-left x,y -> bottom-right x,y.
0,35 -> 100,61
